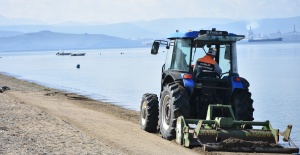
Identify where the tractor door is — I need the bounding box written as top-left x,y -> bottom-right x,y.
160,39 -> 193,90
165,39 -> 191,72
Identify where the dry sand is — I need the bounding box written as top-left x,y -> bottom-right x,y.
0,73 -> 291,155
0,74 -> 200,155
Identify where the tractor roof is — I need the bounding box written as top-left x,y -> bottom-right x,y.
167,29 -> 245,42
168,30 -> 199,39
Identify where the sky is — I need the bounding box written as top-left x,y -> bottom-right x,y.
0,0 -> 300,24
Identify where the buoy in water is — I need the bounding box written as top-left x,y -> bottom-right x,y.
76,64 -> 80,68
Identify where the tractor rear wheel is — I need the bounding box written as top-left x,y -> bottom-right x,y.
159,83 -> 189,140
140,93 -> 159,133
231,89 -> 254,122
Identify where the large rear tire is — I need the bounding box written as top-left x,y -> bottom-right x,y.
231,89 -> 254,121
159,83 -> 189,140
140,93 -> 159,133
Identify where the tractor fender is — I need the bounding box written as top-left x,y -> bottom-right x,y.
231,76 -> 250,92
161,71 -> 183,89
161,71 -> 194,96
229,77 -> 251,104
181,74 -> 194,94
161,75 -> 176,91
231,76 -> 243,91
161,73 -> 194,95
240,77 -> 250,88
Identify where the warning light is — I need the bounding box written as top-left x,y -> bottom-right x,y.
183,74 -> 193,79
233,77 -> 241,82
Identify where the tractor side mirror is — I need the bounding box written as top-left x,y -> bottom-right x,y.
151,41 -> 160,55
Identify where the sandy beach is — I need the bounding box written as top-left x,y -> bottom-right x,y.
0,73 -> 291,155
0,74 -> 204,155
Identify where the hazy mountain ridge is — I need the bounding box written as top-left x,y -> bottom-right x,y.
0,31 -> 143,52
0,24 -> 161,39
0,16 -> 299,51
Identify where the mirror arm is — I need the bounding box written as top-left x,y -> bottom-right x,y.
151,40 -> 169,55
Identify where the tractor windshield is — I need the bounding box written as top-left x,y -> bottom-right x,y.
191,43 -> 231,77
166,38 -> 232,77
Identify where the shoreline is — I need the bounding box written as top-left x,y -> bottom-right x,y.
0,73 -> 139,123
0,71 -> 120,109
0,73 -> 282,155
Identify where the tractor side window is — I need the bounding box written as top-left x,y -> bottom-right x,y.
170,39 -> 191,72
164,41 -> 174,70
218,44 -> 231,77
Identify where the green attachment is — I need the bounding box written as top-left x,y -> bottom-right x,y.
176,116 -> 190,147
193,120 -> 215,138
175,104 -> 300,153
279,125 -> 292,142
215,117 -> 233,128
206,104 -> 235,120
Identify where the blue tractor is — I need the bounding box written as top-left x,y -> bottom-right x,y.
141,28 -> 254,135
139,28 -> 299,153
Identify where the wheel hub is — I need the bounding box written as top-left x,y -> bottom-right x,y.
141,101 -> 147,124
162,95 -> 171,130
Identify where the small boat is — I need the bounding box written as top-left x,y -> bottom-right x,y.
71,53 -> 86,56
56,52 -> 71,55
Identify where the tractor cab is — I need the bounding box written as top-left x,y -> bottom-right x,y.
151,29 -> 245,94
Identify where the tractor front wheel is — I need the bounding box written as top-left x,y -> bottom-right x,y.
140,93 -> 159,133
159,83 -> 189,140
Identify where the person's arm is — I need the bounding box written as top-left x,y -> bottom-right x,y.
214,64 -> 222,76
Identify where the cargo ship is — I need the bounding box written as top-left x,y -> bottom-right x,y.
248,37 -> 283,42
248,26 -> 283,42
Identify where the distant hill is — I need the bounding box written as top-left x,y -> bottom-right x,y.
0,16 -> 299,51
0,24 -> 162,39
0,31 -> 144,52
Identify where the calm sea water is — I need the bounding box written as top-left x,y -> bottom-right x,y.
0,42 -> 300,146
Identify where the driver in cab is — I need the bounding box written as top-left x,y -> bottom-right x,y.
196,48 -> 222,77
